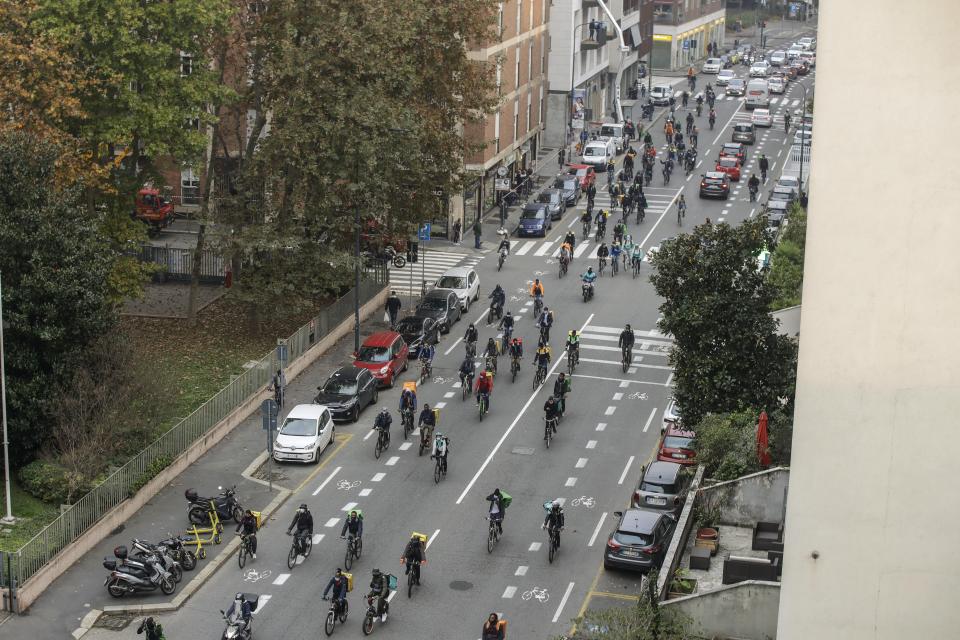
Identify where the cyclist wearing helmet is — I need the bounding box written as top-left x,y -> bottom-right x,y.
286,504 -> 314,555
542,501 -> 566,547
368,568 -> 390,622
374,407 -> 392,438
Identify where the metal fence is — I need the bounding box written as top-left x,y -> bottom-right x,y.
0,264 -> 387,602
138,245 -> 227,284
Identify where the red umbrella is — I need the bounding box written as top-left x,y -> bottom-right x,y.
756,410 -> 771,467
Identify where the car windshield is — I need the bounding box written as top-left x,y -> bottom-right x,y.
575,169 -> 588,178
584,147 -> 601,156
734,125 -> 752,132
396,318 -> 424,333
771,190 -> 793,201
640,481 -> 675,494
538,192 -> 559,204
279,417 -> 318,437
522,208 -> 545,219
664,436 -> 693,449
436,276 -> 466,289
718,71 -> 734,77
357,345 -> 390,363
555,179 -> 577,190
723,145 -> 741,154
322,377 -> 358,395
615,530 -> 652,546
729,80 -> 744,87
420,297 -> 448,310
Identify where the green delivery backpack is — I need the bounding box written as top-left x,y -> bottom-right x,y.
500,491 -> 512,509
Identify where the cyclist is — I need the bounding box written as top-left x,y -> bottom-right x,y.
542,501 -> 566,548
482,336 -> 499,374
631,243 -> 644,271
595,208 -> 607,239
685,110 -> 694,132
558,241 -> 572,271
690,125 -> 699,148
482,613 -> 506,640
431,432 -> 450,474
681,90 -> 689,108
368,569 -> 390,623
613,219 -> 626,244
544,396 -> 561,437
286,504 -> 314,556
489,284 -> 506,318
677,195 -> 687,220
458,355 -> 475,388
748,173 -> 760,201
534,342 -> 551,377
597,242 -> 610,274
236,509 -> 258,560
401,534 -> 426,585
418,402 -> 436,446
566,329 -> 580,365
499,310 -> 515,343
475,369 -> 494,410
783,110 -> 791,133
553,372 -> 571,415
708,108 -> 716,130
486,488 -> 508,534
340,509 -> 363,541
497,232 -> 511,257
580,209 -> 592,235
508,336 -> 524,363
563,230 -> 577,256
530,278 -> 545,300
136,618 -> 165,640
537,306 -> 554,343
418,341 -> 435,378
758,154 -> 769,181
374,407 -> 392,441
399,385 -> 417,415
619,324 -> 635,364
464,323 -> 479,355
322,568 -> 349,609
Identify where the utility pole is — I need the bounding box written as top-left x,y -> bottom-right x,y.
0,272 -> 14,524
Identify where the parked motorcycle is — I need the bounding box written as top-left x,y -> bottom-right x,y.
156,534 -> 198,571
131,538 -> 183,583
186,486 -> 243,525
103,545 -> 176,598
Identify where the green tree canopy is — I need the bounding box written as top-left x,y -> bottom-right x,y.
649,217 -> 798,425
768,204 -> 807,309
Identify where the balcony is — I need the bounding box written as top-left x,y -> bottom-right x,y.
579,23 -> 608,50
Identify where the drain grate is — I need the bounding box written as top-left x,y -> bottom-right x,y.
449,580 -> 474,591
94,614 -> 135,631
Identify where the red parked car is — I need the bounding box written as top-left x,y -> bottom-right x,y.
565,163 -> 596,190
719,142 -> 747,165
352,331 -> 409,388
657,424 -> 697,466
715,156 -> 742,181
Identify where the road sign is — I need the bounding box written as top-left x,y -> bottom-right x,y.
418,223 -> 431,242
276,341 -> 288,366
261,398 -> 278,430
495,178 -> 511,191
432,189 -> 444,197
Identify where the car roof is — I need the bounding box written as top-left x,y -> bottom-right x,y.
644,461 -> 683,484
704,171 -> 727,179
362,331 -> 400,347
619,509 -> 663,534
753,108 -> 770,114
665,424 -> 695,438
285,404 -> 327,420
327,366 -> 363,382
723,142 -> 744,150
424,288 -> 455,300
440,266 -> 475,278
523,203 -> 548,211
397,313 -> 432,326
540,188 -> 562,195
773,185 -> 795,193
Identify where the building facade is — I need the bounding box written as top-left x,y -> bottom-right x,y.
452,0 -> 550,235
651,0 -> 725,72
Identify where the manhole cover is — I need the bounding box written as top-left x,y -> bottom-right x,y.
449,580 -> 473,591
94,614 -> 135,630
511,447 -> 535,455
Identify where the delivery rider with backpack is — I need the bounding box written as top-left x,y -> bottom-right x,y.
486,488 -> 511,535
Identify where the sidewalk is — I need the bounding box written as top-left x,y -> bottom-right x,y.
0,315 -> 394,640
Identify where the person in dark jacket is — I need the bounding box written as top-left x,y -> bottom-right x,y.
236,509 -> 258,559
482,613 -> 506,640
286,504 -> 313,555
136,617 -> 164,640
385,291 -> 402,328
401,535 -> 426,584
322,568 -> 348,606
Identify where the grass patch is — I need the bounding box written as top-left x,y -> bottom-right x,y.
0,480 -> 61,551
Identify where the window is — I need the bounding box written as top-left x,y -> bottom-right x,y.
184,117 -> 201,131
526,93 -> 532,132
541,35 -> 546,73
180,167 -> 200,205
494,110 -> 501,153
514,98 -> 520,141
515,45 -> 521,88
516,0 -> 522,33
539,85 -> 544,125
496,58 -> 503,93
498,2 -> 504,37
528,41 -> 533,82
180,52 -> 193,77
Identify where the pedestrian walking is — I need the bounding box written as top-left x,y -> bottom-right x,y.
452,219 -> 462,245
473,217 -> 483,249
558,147 -> 566,168
272,369 -> 286,408
385,290 -> 402,329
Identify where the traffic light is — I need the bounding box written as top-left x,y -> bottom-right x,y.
409,241 -> 419,264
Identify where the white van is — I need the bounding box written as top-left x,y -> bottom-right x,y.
581,138 -> 616,170
649,84 -> 673,106
745,79 -> 770,110
598,123 -> 626,154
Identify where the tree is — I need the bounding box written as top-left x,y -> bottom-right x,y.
649,217 -> 798,425
0,131 -> 117,460
768,204 -> 807,309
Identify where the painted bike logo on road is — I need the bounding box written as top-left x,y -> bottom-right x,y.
522,587 -> 550,603
570,496 -> 595,508
243,569 -> 272,583
628,392 -> 648,400
337,480 -> 361,490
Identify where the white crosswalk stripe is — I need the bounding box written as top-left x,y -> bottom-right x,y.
514,240 -> 536,256
388,249 -> 476,295
575,323 -> 674,369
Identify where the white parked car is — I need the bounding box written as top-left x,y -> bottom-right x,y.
797,37 -> 816,50
768,77 -> 785,94
777,175 -> 802,192
715,69 -> 736,86
662,398 -> 681,430
751,108 -> 773,127
749,62 -> 770,77
793,129 -> 813,145
769,50 -> 786,66
702,57 -> 723,74
435,266 -> 479,311
649,84 -> 673,106
273,405 -> 334,464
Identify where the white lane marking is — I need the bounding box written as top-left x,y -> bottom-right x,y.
444,392 -> 455,398
529,542 -> 542,552
273,573 -> 290,585
586,440 -> 597,449
518,307 -> 528,314
637,189 -> 684,250
503,586 -> 517,599
576,457 -> 588,468
565,477 -> 577,487
515,240 -> 536,256
552,582 -> 576,623
515,565 -> 528,576
342,502 -> 358,512
313,466 -> 342,496
627,367 -> 638,374
399,442 -> 412,451
573,241 -> 591,258
749,206 -> 757,218
426,528 -> 441,550
712,101 -> 743,145
567,215 -> 579,228
455,314 -> 596,504
534,240 -> 556,257
452,381 -> 462,388
596,422 -> 607,431
612,392 -> 623,401
385,456 -> 400,466
618,456 -> 635,485
619,380 -> 630,388
588,512 -> 609,547
313,534 -> 325,544
386,590 -> 397,603
665,372 -> 675,387
695,159 -> 703,168
791,99 -> 799,106
372,472 -> 385,482
359,488 -> 372,497
364,429 -> 375,441
642,408 -> 658,433
254,594 -> 272,614
604,406 -> 617,415
324,518 -> 339,528
434,401 -> 447,409
444,336 -> 463,356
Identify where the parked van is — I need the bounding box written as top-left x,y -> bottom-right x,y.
598,123 -> 626,154
745,79 -> 770,110
649,84 -> 673,106
581,138 -> 617,170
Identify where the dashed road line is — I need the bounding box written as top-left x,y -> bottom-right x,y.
371,472 -> 385,481
385,456 -> 400,466
618,456 -> 635,485
596,422 -> 606,431
575,457 -> 588,468
588,512 -> 608,547
552,582 -> 576,623
565,477 -> 578,487
586,440 -> 597,449
312,466 -> 342,496
503,586 -> 517,599
642,407 -> 658,433
515,565 -> 528,576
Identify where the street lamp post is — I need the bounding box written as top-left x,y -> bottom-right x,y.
353,156 -> 361,353
0,272 -> 14,524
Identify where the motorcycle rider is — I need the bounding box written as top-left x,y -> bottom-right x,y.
553,372 -> 571,416
401,534 -> 426,585
543,501 -> 566,548
544,396 -> 561,436
748,173 -> 761,201
340,509 -> 363,542
226,593 -> 253,635
136,617 -> 164,640
581,266 -> 598,299
322,568 -> 349,609
286,504 -> 313,556
368,568 -> 390,623
236,509 -> 258,560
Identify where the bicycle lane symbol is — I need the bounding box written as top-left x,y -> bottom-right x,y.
243,569 -> 272,583
628,392 -> 648,400
337,480 -> 361,490
521,587 -> 550,603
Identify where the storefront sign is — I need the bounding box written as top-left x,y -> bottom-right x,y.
653,34 -> 673,42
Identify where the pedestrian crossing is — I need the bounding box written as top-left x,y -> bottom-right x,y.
576,323 -> 674,372
387,248 -> 480,295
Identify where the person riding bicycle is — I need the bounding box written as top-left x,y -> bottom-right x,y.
418,402 -> 436,443
459,355 -> 474,387
559,241 -> 572,268
399,386 -> 417,415
499,310 -> 515,341
431,431 -> 450,473
489,284 -> 506,316
543,501 -> 566,548
418,342 -> 435,376
610,242 -> 622,272
497,233 -> 510,256
136,617 -> 165,640
543,396 -> 561,437
597,242 -> 610,270
553,371 -> 571,415
758,154 -> 769,181
475,369 -> 494,409
677,195 -> 687,218
748,173 -> 760,200
482,613 -> 507,640
686,111 -> 694,129
614,217 -> 626,241
530,278 -> 545,300
486,488 -> 508,534
537,306 -> 554,342
368,569 -> 390,623
482,336 -> 499,372
696,93 -> 704,107
374,408 -> 392,440
508,337 -> 524,363
681,90 -> 689,107
401,535 -> 425,585
286,504 -> 314,555
563,230 -> 577,254
631,243 -> 644,270
534,343 -> 551,376
322,568 -> 349,608
236,509 -> 258,560
566,329 -> 580,364
783,110 -> 791,132
464,323 -> 479,353
708,108 -> 716,128
341,510 -> 363,541
619,324 -> 636,361
595,208 -> 607,237
580,208 -> 592,231
690,125 -> 699,147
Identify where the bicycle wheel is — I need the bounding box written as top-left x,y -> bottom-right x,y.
568,352 -> 575,375
478,396 -> 486,421
344,542 -> 353,570
362,613 -> 375,635
487,525 -> 496,553
340,599 -> 349,623
408,571 -> 415,598
303,536 -> 313,559
238,544 -> 247,569
462,383 -> 469,401
548,536 -> 556,564
287,544 -> 297,569
434,460 -> 441,484
325,610 -> 336,636
545,422 -> 552,449
356,537 -> 363,559
374,433 -> 383,459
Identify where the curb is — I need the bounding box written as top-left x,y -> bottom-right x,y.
73,487 -> 292,637
241,451 -> 271,488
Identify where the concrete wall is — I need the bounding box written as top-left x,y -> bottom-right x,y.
662,580 -> 781,640
700,467 -> 790,528
6,287 -> 388,613
656,465 -> 704,600
777,2 -> 960,639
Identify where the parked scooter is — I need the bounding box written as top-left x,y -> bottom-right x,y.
131,538 -> 183,583
103,545 -> 176,598
221,593 -> 260,640
155,534 -> 198,570
186,485 -> 243,525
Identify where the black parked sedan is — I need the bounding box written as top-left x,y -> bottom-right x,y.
395,314 -> 440,358
414,288 -> 462,334
552,176 -> 582,208
313,366 -> 379,422
603,509 -> 676,572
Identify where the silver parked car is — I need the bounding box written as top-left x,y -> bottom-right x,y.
632,461 -> 693,514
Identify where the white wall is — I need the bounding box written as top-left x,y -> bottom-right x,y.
663,581 -> 780,640
777,2 -> 960,639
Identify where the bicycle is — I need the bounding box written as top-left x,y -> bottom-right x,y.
418,424 -> 433,456
362,595 -> 388,635
581,219 -> 591,240
533,294 -> 544,319
401,409 -> 414,440
374,426 -> 390,459
403,559 -> 422,598
484,354 -> 497,377
636,206 -> 645,224
433,452 -> 447,483
662,165 -> 671,185
559,255 -> 568,278
539,325 -> 550,345
598,256 -> 607,276
632,256 -> 642,278
533,363 -> 547,389
323,596 -> 349,636
547,526 -> 561,563
237,533 -> 255,568
622,345 -> 633,372
510,354 -> 521,383
418,360 -> 431,385
343,534 -> 362,571
497,248 -> 507,271
567,345 -> 578,375
287,531 -> 313,570
477,392 -> 489,420
611,255 -> 619,276
487,515 -> 502,553
595,221 -> 606,241
465,340 -> 477,358
460,372 -> 473,401
544,416 -> 557,448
